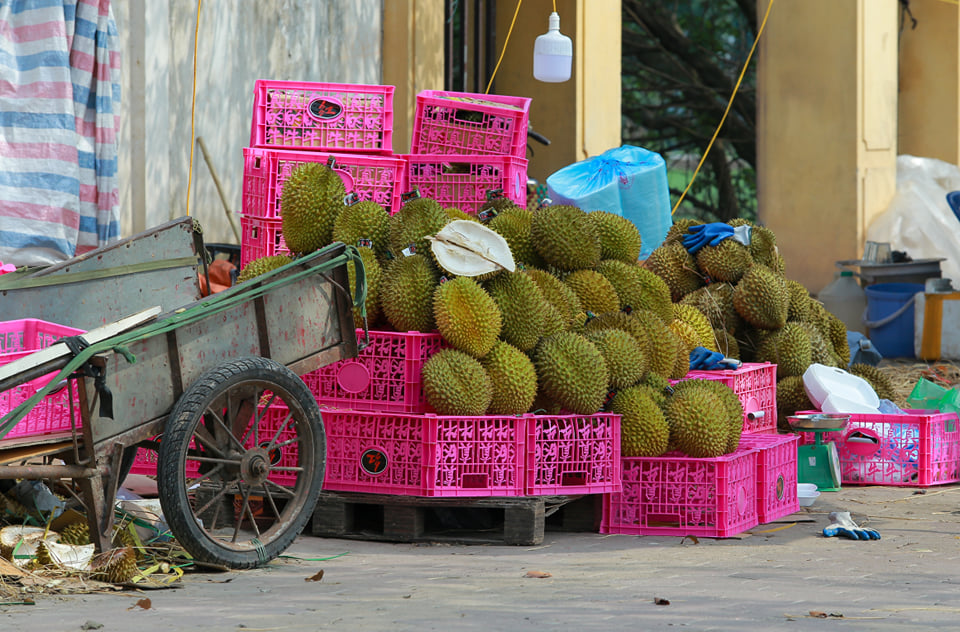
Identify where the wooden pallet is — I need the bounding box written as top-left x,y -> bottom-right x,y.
310,492 -> 602,546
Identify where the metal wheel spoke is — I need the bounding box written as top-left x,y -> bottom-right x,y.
206,407 -> 247,453
192,422 -> 229,458
264,410 -> 295,449
185,462 -> 227,488
194,479 -> 236,517
263,479 -> 297,498
233,483 -> 261,542
268,465 -> 304,473
261,482 -> 282,521
269,435 -> 302,452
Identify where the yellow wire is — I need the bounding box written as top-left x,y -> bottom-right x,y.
553,0 -> 557,11
485,0 -> 523,94
671,0 -> 775,215
186,0 -> 202,217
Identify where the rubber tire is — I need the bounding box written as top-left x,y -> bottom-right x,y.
156,356 -> 325,569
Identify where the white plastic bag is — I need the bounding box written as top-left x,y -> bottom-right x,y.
866,155 -> 960,282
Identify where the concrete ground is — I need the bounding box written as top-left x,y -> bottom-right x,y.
2,484 -> 959,632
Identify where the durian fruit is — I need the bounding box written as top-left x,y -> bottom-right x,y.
487,207 -> 546,268
681,282 -> 743,334
586,328 -> 648,390
530,204 -> 602,271
786,279 -> 813,322
60,521 -> 91,546
90,547 -> 139,584
444,206 -> 479,222
586,211 -> 642,263
279,162 -> 346,255
776,375 -> 814,432
596,260 -> 672,323
481,341 -> 539,415
747,225 -> 780,269
632,310 -> 679,379
733,264 -> 789,330
433,276 -> 502,358
639,372 -> 674,409
422,349 -> 493,415
695,239 -> 754,284
348,246 -> 382,327
849,363 -> 895,401
525,268 -> 582,330
563,269 -> 620,315
797,321 -> 842,368
610,386 -> 670,457
691,378 -> 745,453
664,218 -> 703,245
237,255 -> 293,284
664,380 -> 731,458
379,254 -> 440,332
486,272 -> 548,352
644,241 -> 704,301
533,332 -> 609,414
389,197 -> 449,257
756,322 -> 813,379
668,319 -> 699,380
713,327 -> 740,359
0,525 -> 55,568
331,199 -> 391,259
674,303 -> 717,352
427,219 -> 515,280
36,539 -> 95,571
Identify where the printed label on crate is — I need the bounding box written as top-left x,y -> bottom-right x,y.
360,447 -> 388,475
307,97 -> 344,122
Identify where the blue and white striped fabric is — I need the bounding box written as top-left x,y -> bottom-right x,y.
0,0 -> 121,267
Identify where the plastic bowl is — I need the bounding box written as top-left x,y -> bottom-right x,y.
798,483 -> 820,507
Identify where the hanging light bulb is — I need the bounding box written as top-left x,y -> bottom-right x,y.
533,11 -> 572,83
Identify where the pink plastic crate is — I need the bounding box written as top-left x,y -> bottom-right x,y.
678,362 -> 777,434
239,215 -> 289,267
242,147 -> 406,219
322,409 -> 526,497
600,448 -> 759,538
403,154 -> 528,213
250,80 -> 394,153
304,330 -> 445,414
738,433 -> 800,523
0,319 -> 83,441
411,90 -> 530,158
797,409 -> 960,487
129,437 -> 200,479
524,413 -> 622,495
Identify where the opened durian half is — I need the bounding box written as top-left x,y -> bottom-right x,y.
427,220 -> 515,277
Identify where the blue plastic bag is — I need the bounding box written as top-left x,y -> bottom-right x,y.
546,145 -> 672,259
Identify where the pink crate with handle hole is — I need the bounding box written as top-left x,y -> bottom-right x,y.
0,319 -> 83,441
796,409 -> 960,487
738,433 -> 800,523
242,147 -> 406,219
403,154 -> 527,214
250,80 -> 394,153
411,90 -> 530,158
675,362 -> 777,435
239,215 -> 289,268
303,329 -> 446,415
601,447 -> 760,538
321,409 -> 526,497
524,413 -> 622,496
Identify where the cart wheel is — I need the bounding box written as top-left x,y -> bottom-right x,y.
156,356 -> 325,569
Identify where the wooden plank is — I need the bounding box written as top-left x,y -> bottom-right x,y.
0,438 -> 74,466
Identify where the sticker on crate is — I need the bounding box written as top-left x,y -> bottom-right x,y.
250,80 -> 394,153
0,319 -> 83,441
738,433 -> 800,523
322,409 -> 525,497
678,362 -> 777,434
601,448 -> 759,538
525,413 -> 622,495
304,330 -> 445,414
241,147 -> 406,220
797,409 -> 960,487
403,154 -> 527,214
411,90 -> 531,158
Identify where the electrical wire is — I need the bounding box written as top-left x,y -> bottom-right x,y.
485,0 -> 523,94
671,0 -> 775,215
185,0 -> 202,217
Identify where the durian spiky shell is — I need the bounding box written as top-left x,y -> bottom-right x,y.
849,363 -> 895,401
713,327 -> 740,359
481,341 -> 539,415
664,218 -> 703,245
422,349 -> 493,415
585,328 -> 648,390
632,310 -> 679,379
777,375 -> 814,432
530,205 -> 601,271
664,381 -> 730,458
279,162 -> 346,255
786,279 -> 813,322
237,255 -> 293,284
596,260 -> 673,323
685,378 -> 745,453
331,199 -> 391,258
388,197 -> 449,258
644,241 -> 704,301
60,522 -> 91,546
756,322 -> 813,379
485,272 -> 548,352
668,319 -> 699,380
433,276 -> 503,358
90,547 -> 139,584
487,207 -> 546,268
525,268 -> 582,330
610,386 -> 670,457
533,332 -> 609,414
674,303 -> 717,352
748,225 -> 780,269
348,246 -> 382,327
379,254 -> 440,333
563,269 -> 620,315
586,211 -> 642,263
681,282 -> 743,334
444,206 -> 480,222
695,239 -> 754,284
733,264 -> 789,330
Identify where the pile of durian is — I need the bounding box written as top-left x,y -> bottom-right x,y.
239,163 -> 753,459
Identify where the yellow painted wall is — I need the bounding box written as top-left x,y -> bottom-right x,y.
382,0 -> 446,154
898,0 -> 959,164
493,0 -> 621,183
757,0 -> 898,292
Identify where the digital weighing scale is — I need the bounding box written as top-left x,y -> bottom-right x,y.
788,414 -> 849,492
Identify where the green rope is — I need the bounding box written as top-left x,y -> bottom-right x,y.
0,244 -> 366,440
278,550 -> 350,562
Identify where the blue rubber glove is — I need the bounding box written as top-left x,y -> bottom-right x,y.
688,346 -> 741,371
822,511 -> 880,540
682,223 -> 752,254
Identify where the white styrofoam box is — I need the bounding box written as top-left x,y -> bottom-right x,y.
803,363 -> 880,410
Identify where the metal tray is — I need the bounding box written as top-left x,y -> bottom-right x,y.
787,414 -> 850,431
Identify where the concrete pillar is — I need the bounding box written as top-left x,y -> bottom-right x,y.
898,0 -> 959,164
757,0 -> 898,292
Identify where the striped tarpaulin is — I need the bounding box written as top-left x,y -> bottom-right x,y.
0,0 -> 121,267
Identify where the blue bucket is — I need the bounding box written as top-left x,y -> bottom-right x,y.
864,282 -> 924,358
